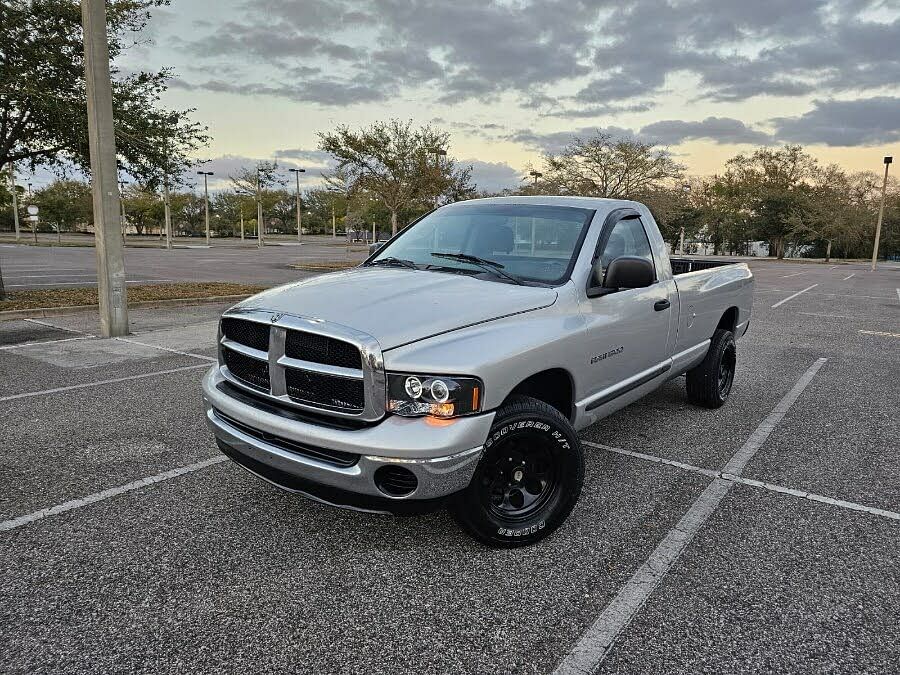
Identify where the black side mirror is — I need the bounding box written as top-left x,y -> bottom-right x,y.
604,256 -> 655,289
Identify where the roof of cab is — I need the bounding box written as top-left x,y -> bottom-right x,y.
439,194 -> 644,212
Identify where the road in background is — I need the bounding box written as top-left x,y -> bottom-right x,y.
0,236 -> 370,289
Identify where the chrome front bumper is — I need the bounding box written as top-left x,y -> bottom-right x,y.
201,367 -> 495,513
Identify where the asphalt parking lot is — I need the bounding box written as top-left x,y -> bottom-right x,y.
0,236 -> 369,289
1,258 -> 899,674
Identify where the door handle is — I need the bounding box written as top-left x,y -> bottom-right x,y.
654,299 -> 671,311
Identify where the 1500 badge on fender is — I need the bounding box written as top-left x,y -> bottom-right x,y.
591,345 -> 624,364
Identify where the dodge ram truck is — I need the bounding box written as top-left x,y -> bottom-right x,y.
202,196 -> 754,546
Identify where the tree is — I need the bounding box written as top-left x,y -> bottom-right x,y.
122,184 -> 164,236
724,146 -> 818,258
33,179 -> 92,233
541,132 -> 684,199
0,1 -> 209,184
319,119 -> 474,235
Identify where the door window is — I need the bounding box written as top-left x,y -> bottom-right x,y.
598,217 -> 654,272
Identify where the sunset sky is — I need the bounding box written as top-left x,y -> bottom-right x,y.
109,0 -> 900,193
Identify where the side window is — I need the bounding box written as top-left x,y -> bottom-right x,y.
598,217 -> 654,271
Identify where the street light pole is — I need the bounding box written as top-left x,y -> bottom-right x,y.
289,168 -> 305,243
679,183 -> 691,255
256,167 -> 264,248
529,170 -> 543,188
197,170 -> 214,246
7,162 -> 20,242
81,0 -> 129,336
871,156 -> 892,271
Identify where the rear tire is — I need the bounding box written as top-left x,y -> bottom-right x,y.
450,395 -> 583,547
686,328 -> 736,408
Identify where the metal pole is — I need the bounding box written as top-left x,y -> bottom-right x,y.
256,168 -> 264,248
295,171 -> 302,242
8,163 -> 20,242
163,179 -> 172,249
240,204 -> 244,240
871,157 -> 892,271
82,0 -> 128,336
204,174 -> 210,246
120,183 -> 127,242
332,202 -> 336,238
678,227 -> 685,255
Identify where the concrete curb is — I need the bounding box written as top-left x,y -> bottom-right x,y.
0,294 -> 250,321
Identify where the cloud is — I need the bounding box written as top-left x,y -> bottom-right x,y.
639,117 -> 773,145
464,159 -> 523,193
772,96 -> 900,146
508,126 -> 636,154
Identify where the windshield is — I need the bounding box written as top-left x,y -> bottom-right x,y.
369,204 -> 594,285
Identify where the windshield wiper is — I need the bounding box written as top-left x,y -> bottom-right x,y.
430,252 -> 525,285
367,256 -> 419,270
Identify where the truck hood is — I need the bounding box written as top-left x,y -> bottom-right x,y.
235,267 -> 558,349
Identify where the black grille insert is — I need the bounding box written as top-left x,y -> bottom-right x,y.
285,369 -> 365,411
222,317 -> 270,352
214,410 -> 358,468
284,330 -> 361,370
222,348 -> 270,391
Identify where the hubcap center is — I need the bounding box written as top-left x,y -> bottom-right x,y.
512,469 -> 524,482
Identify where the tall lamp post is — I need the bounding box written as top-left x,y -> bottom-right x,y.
197,170 -> 214,246
679,183 -> 691,255
256,167 -> 264,248
7,162 -> 20,241
288,168 -> 306,243
528,170 -> 543,188
871,156 -> 892,271
427,148 -> 447,208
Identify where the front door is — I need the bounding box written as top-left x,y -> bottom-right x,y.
582,214 -> 674,400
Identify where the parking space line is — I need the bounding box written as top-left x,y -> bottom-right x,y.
771,284 -> 818,308
896,289 -> 900,304
781,271 -> 806,278
115,337 -> 217,362
0,363 -> 210,402
24,317 -> 90,335
0,455 -> 228,533
843,273 -> 855,281
0,336 -> 94,351
585,441 -> 900,522
555,358 -> 826,674
859,330 -> 900,339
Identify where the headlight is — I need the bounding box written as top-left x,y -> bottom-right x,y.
387,373 -> 483,418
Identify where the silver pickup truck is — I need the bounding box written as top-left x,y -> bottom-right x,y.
202,196 -> 753,546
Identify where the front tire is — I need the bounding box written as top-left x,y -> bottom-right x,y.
686,328 -> 736,408
451,395 -> 584,547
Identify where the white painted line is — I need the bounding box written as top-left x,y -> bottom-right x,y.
797,312 -> 852,319
555,358 -> 827,674
24,317 -> 90,335
6,274 -> 97,279
0,363 -> 210,402
781,271 -> 806,278
7,279 -> 172,287
859,330 -> 900,339
829,265 -> 837,269
0,336 -> 93,351
771,284 -> 818,308
896,289 -> 900,304
0,455 -> 228,532
584,443 -> 900,523
115,336 -> 216,362
842,273 -> 855,281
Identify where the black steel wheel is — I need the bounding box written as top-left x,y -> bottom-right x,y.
686,328 -> 737,409
451,395 -> 583,547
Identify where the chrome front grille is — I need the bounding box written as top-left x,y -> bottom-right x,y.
218,310 -> 385,422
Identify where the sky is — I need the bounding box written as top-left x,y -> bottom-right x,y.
99,0 -> 900,193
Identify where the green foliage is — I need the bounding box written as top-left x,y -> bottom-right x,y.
33,180 -> 92,232
0,0 -> 209,185
542,133 -> 685,198
318,119 -> 475,234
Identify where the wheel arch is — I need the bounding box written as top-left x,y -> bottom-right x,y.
717,306 -> 739,334
502,368 -> 576,423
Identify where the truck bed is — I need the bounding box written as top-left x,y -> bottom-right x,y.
669,257 -> 740,275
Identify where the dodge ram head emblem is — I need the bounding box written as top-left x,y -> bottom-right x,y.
270,313 -> 284,323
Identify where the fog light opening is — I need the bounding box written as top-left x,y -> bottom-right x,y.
373,465 -> 418,497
